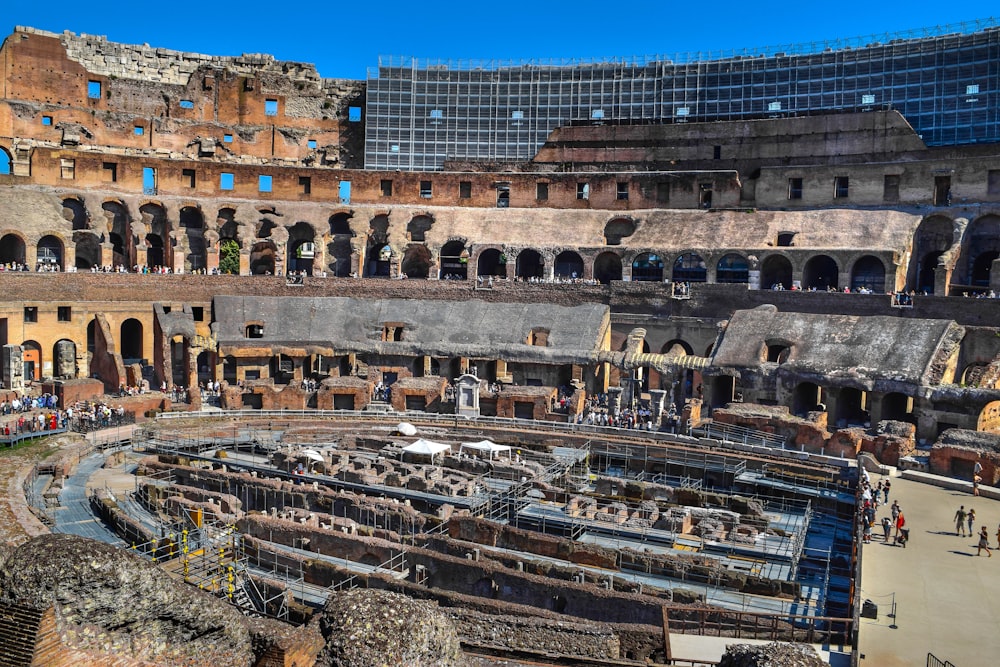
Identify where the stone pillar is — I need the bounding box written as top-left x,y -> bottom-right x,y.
607,386 -> 623,417
495,359 -> 509,382
505,257 -> 516,279
135,246 -> 148,271
824,387 -> 843,429
239,251 -> 250,276
206,246 -> 219,273
649,389 -> 667,427
187,344 -> 202,410
934,259 -> 951,296
992,258 -> 1000,293
100,243 -> 114,269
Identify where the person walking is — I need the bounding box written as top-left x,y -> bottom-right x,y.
881,516 -> 892,542
978,526 -> 993,557
883,480 -> 891,504
894,507 -> 906,544
955,505 -> 968,536
968,508 -> 976,538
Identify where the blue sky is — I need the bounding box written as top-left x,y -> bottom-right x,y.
4,1 -> 998,79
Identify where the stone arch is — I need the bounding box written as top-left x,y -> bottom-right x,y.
0,232 -> 27,266
515,249 -> 544,279
74,233 -> 100,270
217,208 -> 239,239
102,200 -> 130,264
964,215 -> 1000,287
661,339 -> 693,356
802,254 -> 839,290
140,202 -> 169,269
0,146 -> 10,175
476,248 -> 507,277
121,318 -> 144,361
910,214 -> 956,293
401,244 -> 432,278
407,214 -> 434,242
761,254 -> 793,290
851,255 -> 886,293
365,214 -> 391,277
604,217 -> 636,245
179,206 -> 206,272
37,235 -> 64,270
716,253 -> 749,283
594,251 -> 622,284
61,197 -> 89,231
631,252 -> 664,282
53,339 -> 77,379
287,221 -> 316,275
329,211 -> 353,235
554,250 -> 584,279
250,241 -> 277,275
439,239 -> 468,280
836,387 -> 868,427
672,252 -> 707,282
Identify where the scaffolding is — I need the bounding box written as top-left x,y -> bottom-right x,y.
365,19 -> 1000,170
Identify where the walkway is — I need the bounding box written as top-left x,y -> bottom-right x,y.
857,474 -> 1000,666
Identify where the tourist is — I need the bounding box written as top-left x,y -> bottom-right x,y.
968,508 -> 976,538
955,505 -> 968,536
883,480 -> 891,503
894,507 -> 906,544
978,526 -> 993,557
881,516 -> 892,542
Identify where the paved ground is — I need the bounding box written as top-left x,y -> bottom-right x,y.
858,473 -> 1000,667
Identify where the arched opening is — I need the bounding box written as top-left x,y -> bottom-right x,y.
909,215 -> 954,293
400,244 -> 432,278
515,249 -> 544,279
792,382 -> 824,416
962,363 -> 990,388
476,248 -> 507,277
593,252 -> 622,284
554,251 -> 584,279
439,240 -> 469,280
0,233 -> 26,267
170,336 -> 188,387
140,202 -> 169,269
672,253 -> 707,283
978,400 -> 1000,431
851,255 -> 886,293
407,215 -> 433,242
803,255 -> 839,290
0,147 -> 11,175
250,241 -> 277,275
287,222 -> 316,276
366,215 -> 391,277
37,235 -> 64,270
881,392 -> 913,422
660,339 -> 695,406
22,340 -> 41,382
101,201 -> 130,265
62,198 -> 89,231
604,217 -> 636,245
761,255 -> 793,290
329,212 -> 353,235
631,253 -> 664,282
180,206 -> 206,272
121,319 -> 144,361
53,339 -> 77,379
962,215 -> 1000,288
87,319 -> 97,354
971,251 -> 999,288
197,351 -> 214,385
836,388 -> 867,427
223,355 -> 237,384
716,253 -> 749,283
918,251 -> 943,294
74,233 -> 100,270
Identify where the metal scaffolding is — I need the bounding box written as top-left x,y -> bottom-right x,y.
365,19 -> 1000,170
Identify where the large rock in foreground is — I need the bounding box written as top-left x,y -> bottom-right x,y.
316,589 -> 466,667
0,533 -> 254,667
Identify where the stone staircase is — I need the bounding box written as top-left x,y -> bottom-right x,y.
0,601 -> 46,667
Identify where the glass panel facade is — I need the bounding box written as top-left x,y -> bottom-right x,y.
365,24 -> 1000,170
